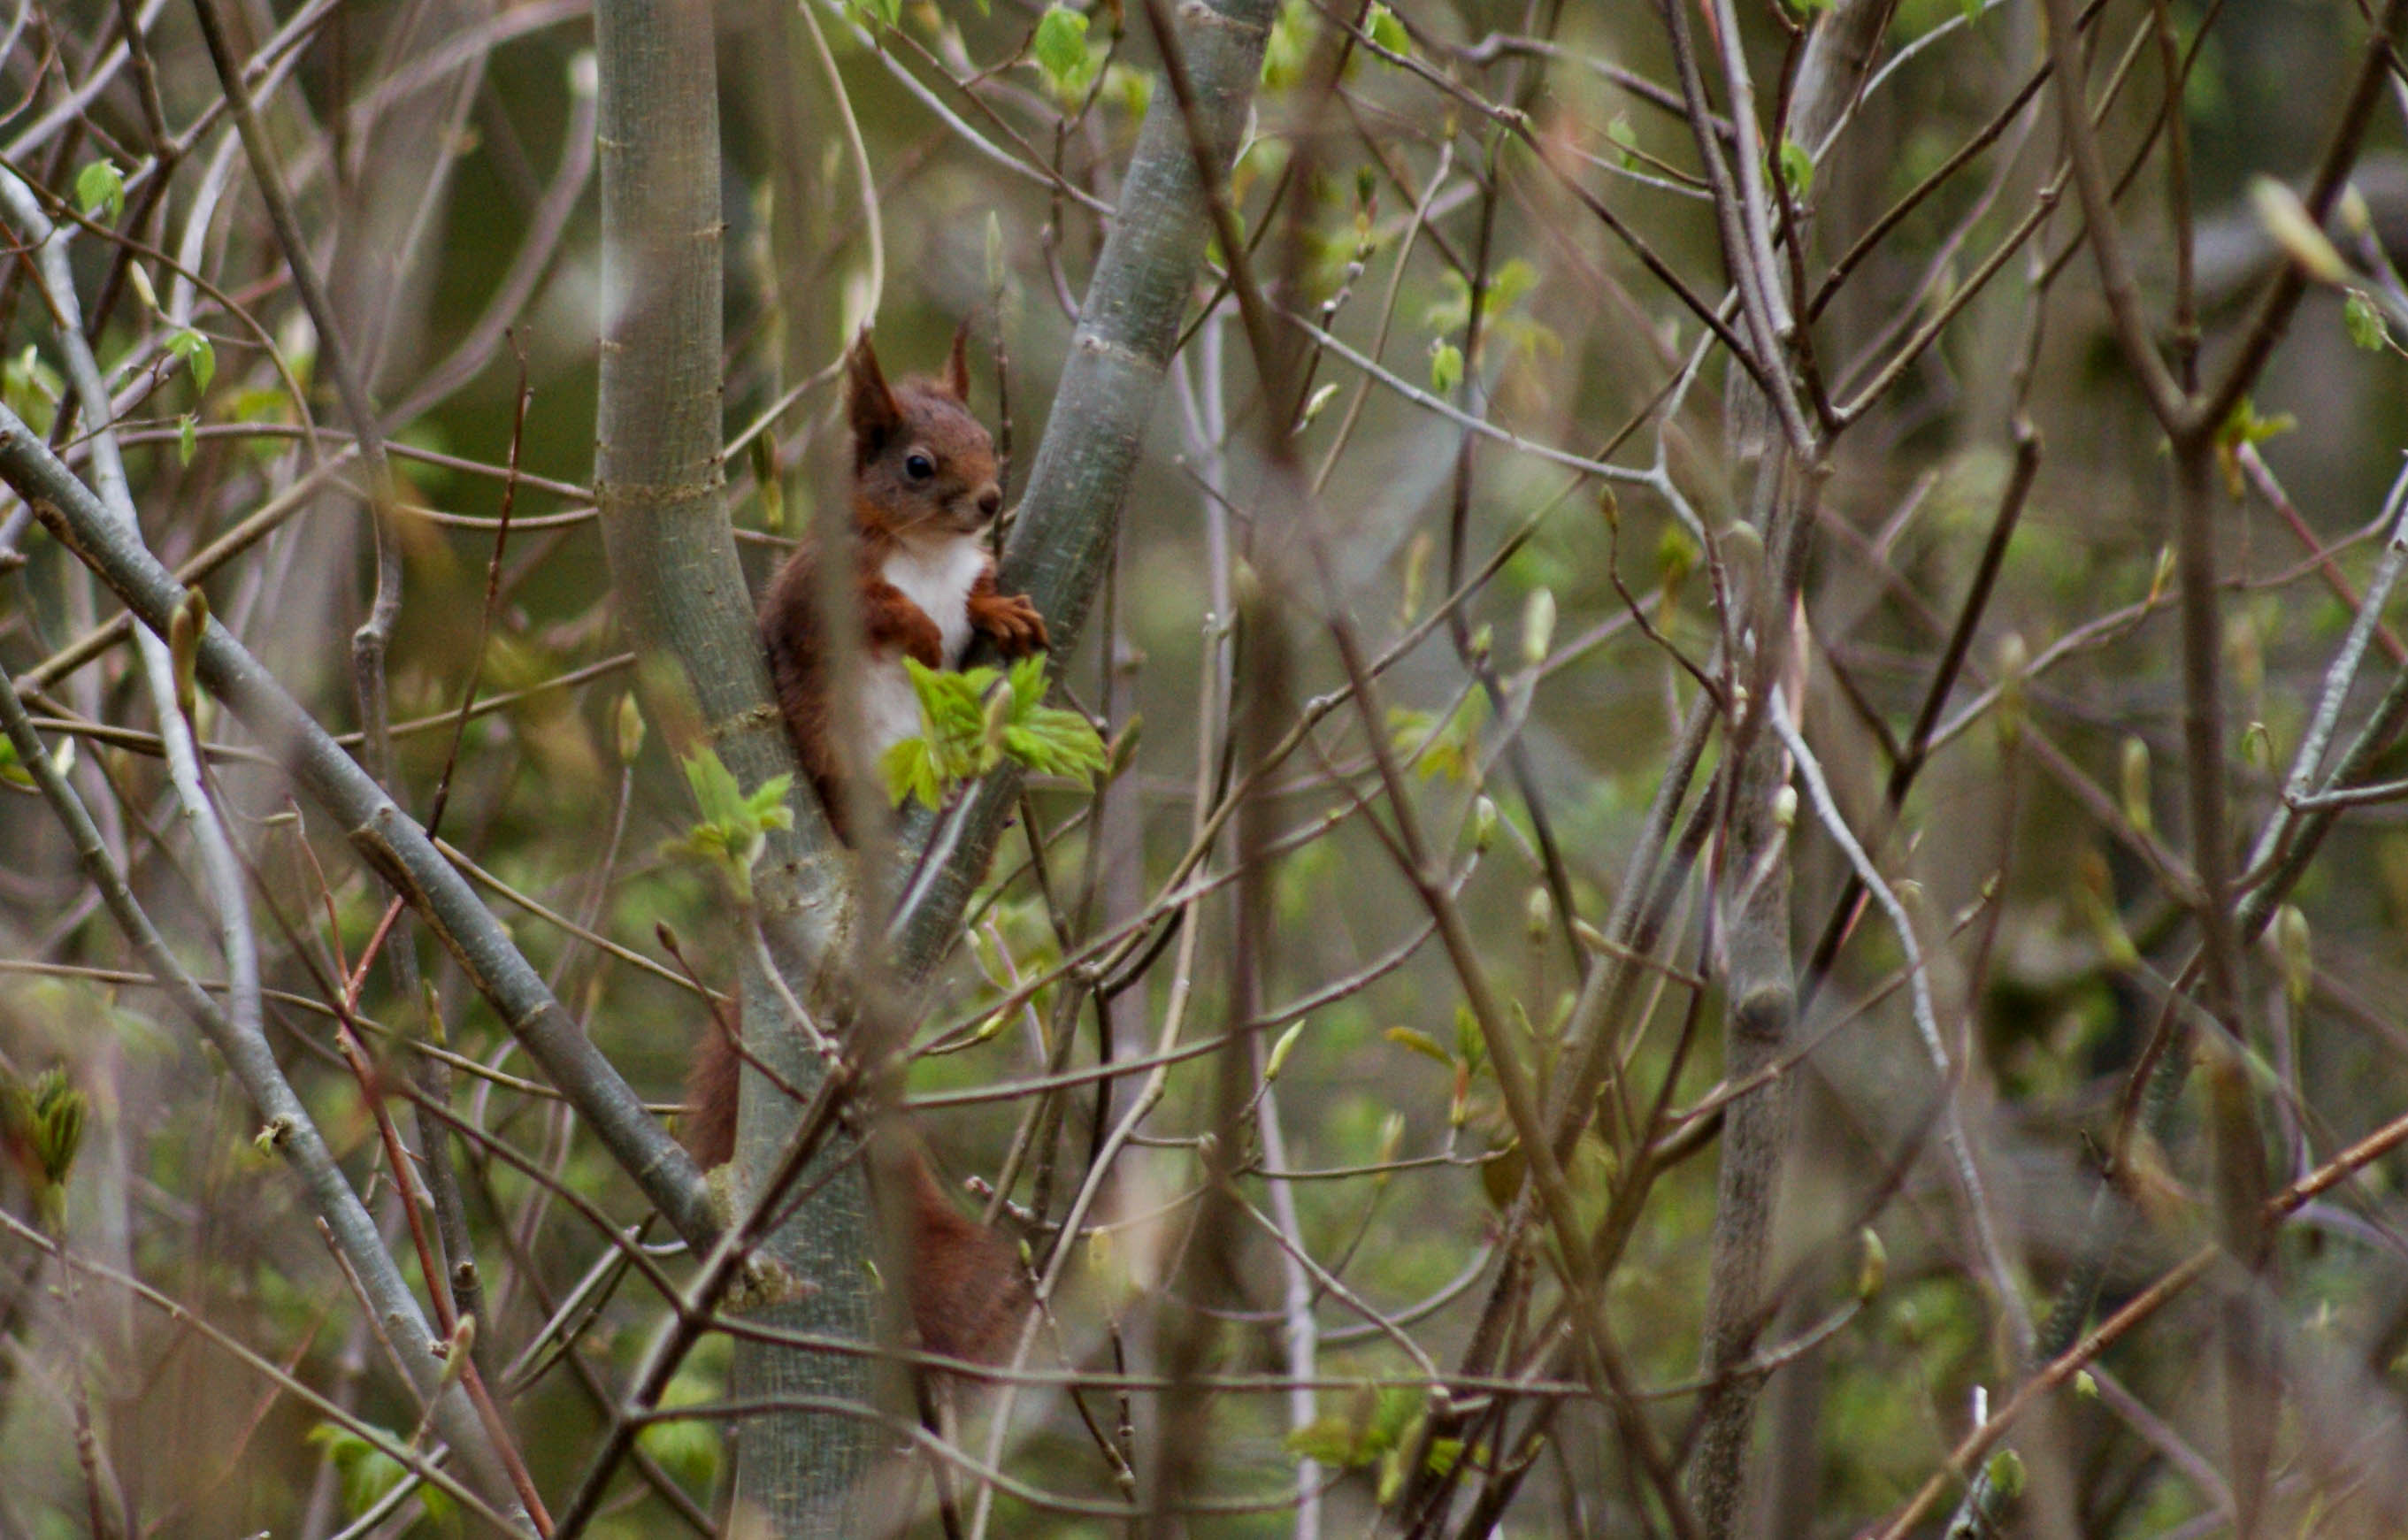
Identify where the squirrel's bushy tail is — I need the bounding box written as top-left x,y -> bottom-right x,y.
681,1015 -> 742,1169
681,1007 -> 1032,1368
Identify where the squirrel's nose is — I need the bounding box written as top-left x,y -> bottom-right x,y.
976,485 -> 1002,521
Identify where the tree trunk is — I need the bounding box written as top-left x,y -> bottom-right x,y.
589,0 -> 1277,1526
591,2 -> 878,1530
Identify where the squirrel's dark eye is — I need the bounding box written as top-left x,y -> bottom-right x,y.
904,450 -> 936,482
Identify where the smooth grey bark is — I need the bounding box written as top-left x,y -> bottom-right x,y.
1688,634 -> 1799,1540
1684,3 -> 1891,1532
587,0 -> 855,995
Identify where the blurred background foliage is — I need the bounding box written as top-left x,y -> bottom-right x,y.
0,0 -> 2405,1534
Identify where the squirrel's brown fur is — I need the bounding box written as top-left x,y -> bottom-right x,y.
684,328 -> 1041,1370
684,1017 -> 1030,1367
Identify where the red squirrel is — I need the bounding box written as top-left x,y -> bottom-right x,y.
759,327 -> 1047,839
685,328 -> 1044,1368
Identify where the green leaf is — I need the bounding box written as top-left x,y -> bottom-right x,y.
1983,1448 -> 2027,1499
1387,691 -> 1487,783
0,727 -> 70,791
1423,270 -> 1474,333
1108,61 -> 1153,119
1606,114 -> 1639,169
1260,0 -> 1315,90
742,774 -> 793,827
165,328 -> 216,393
1032,6 -> 1098,101
1453,1001 -> 1484,1069
2345,289 -> 2390,351
229,386 -> 290,424
1429,340 -> 1462,395
2219,397 -> 2297,449
1032,5 -> 1088,78
1006,662 -> 1105,778
1384,1025 -> 1453,1067
909,655 -> 998,775
1469,794 -> 1498,852
1,1069 -> 84,1205
75,159 -> 124,224
1777,135 -> 1814,200
639,1375 -> 725,1488
175,412 -> 197,465
881,656 -> 1106,810
2119,735 -> 2152,836
685,748 -> 748,828
1365,2 -> 1408,53
881,735 -> 941,809
616,693 -> 648,763
1399,530 -> 1431,624
1369,1384 -> 1424,1449
667,749 -> 794,900
1285,1385 -> 1429,1474
1286,1417 -> 1364,1467
1655,526 -> 1698,590
305,1422 -> 419,1522
1008,651 -> 1050,711
4,346 -> 61,437
1489,257 -> 1539,310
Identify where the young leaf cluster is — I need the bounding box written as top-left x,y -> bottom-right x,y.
306,1423 -> 456,1529
880,655 -> 1107,810
1285,1384 -> 1462,1506
1384,691 -> 1489,784
0,1066 -> 85,1228
1032,5 -> 1102,104
665,750 -> 794,902
1422,258 -> 1557,393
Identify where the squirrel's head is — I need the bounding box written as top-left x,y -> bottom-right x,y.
846,327 -> 1003,542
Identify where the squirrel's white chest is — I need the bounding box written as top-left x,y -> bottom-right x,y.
881,540 -> 987,661
862,539 -> 989,758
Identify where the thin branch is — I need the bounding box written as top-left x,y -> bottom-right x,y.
0,402 -> 719,1249
0,655 -> 531,1529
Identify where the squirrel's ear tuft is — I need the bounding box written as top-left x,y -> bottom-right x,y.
847,331 -> 902,459
942,321 -> 973,405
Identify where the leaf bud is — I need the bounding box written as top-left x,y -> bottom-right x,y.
1470,794 -> 1498,853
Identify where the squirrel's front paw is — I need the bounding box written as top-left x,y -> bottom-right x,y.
975,592 -> 1050,656
901,610 -> 947,669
